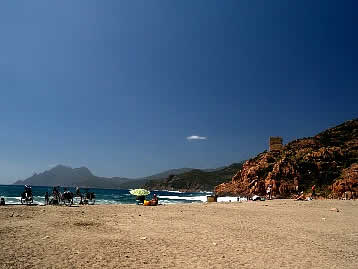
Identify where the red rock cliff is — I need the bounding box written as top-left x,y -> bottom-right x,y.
215,119 -> 358,198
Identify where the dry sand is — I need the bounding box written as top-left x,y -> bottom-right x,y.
1,200 -> 357,268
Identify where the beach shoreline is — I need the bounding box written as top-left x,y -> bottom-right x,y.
1,199 -> 357,268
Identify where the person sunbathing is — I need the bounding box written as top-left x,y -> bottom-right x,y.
143,194 -> 159,206
150,194 -> 159,206
296,191 -> 306,201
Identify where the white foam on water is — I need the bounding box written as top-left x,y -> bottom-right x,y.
160,190 -> 212,195
1,196 -> 45,205
216,196 -> 247,202
1,197 -> 19,204
166,190 -> 183,193
159,199 -> 180,205
96,199 -> 123,205
159,195 -> 207,202
217,197 -> 239,202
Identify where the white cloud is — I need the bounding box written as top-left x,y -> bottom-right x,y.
187,135 -> 207,141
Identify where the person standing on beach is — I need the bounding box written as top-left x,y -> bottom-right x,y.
75,186 -> 81,196
45,192 -> 49,205
266,185 -> 272,200
24,185 -> 32,198
53,186 -> 59,198
311,185 -> 316,198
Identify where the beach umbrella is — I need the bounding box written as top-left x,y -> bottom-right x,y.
129,189 -> 150,196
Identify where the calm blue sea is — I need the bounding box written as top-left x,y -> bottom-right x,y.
0,185 -> 210,205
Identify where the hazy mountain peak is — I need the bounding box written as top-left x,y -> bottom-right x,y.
74,166 -> 94,177
50,164 -> 72,171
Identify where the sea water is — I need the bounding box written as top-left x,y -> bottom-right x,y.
0,185 -> 210,205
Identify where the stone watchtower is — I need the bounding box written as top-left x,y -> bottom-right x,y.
269,136 -> 283,152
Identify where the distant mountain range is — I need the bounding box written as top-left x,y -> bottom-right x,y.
13,165 -> 132,189
12,164 -> 235,191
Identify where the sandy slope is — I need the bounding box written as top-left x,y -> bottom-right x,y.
0,200 -> 357,268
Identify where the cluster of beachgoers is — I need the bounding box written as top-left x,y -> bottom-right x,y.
209,184 -> 319,203
0,186 -> 164,207
0,185 -> 96,206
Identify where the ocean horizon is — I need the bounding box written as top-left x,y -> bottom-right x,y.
0,184 -> 211,205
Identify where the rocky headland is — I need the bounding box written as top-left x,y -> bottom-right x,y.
215,119 -> 358,198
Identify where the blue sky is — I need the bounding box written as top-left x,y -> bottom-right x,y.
0,0 -> 357,183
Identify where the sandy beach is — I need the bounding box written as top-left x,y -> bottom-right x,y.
0,200 -> 357,269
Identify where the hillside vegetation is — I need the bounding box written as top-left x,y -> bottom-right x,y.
144,163 -> 244,192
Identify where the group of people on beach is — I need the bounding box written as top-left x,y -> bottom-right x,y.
295,185 -> 316,201
265,182 -> 317,201
136,194 -> 159,206
28,186 -> 90,205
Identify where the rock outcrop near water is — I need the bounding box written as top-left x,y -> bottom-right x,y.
215,119 -> 358,198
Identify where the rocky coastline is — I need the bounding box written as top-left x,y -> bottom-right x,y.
215,119 -> 358,198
